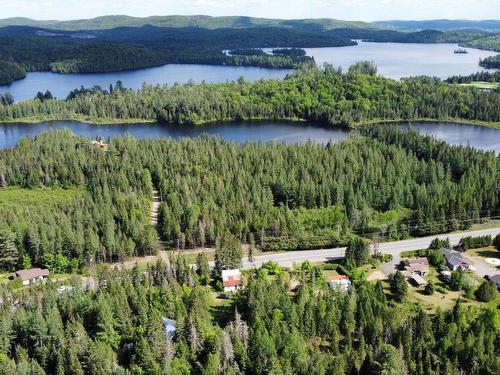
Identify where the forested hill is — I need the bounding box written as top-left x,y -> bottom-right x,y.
0,16 -> 498,84
0,15 -> 378,31
1,66 -> 498,126
0,25 -> 353,81
375,19 -> 500,32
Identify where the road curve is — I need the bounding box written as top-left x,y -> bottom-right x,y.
236,227 -> 500,272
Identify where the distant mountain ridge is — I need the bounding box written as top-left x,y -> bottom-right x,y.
0,15 -> 378,32
375,19 -> 500,32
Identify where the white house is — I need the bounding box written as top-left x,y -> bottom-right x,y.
327,275 -> 351,292
221,269 -> 242,292
11,268 -> 49,285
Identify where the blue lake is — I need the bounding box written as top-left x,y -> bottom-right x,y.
0,64 -> 292,102
0,120 -> 499,153
0,42 -> 497,102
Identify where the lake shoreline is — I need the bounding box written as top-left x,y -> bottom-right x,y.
1,116 -> 499,130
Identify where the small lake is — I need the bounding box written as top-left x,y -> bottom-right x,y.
0,120 -> 351,149
403,122 -> 500,153
301,42 -> 498,80
0,120 -> 499,153
0,64 -> 292,102
1,42 -> 497,102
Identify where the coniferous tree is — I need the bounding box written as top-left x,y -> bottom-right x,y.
389,271 -> 408,302
0,229 -> 18,271
215,233 -> 243,273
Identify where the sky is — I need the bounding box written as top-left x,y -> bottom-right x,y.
0,0 -> 499,21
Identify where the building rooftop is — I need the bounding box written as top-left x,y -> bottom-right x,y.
162,317 -> 176,339
442,248 -> 469,268
328,275 -> 350,282
410,273 -> 427,286
405,257 -> 429,266
222,269 -> 241,287
11,268 -> 49,281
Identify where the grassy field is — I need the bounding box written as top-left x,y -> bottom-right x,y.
0,186 -> 83,212
467,246 -> 499,260
460,81 -> 500,90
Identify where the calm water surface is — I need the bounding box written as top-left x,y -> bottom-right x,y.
303,41 -> 498,79
0,64 -> 292,102
0,120 -> 350,149
1,42 -> 497,101
403,122 -> 500,153
0,120 -> 498,153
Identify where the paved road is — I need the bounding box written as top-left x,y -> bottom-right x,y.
236,227 -> 500,276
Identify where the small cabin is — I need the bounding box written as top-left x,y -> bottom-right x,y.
327,275 -> 351,292
11,268 -> 49,285
410,273 -> 427,288
90,140 -> 109,151
221,269 -> 242,292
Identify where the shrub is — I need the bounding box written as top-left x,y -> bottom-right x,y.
321,263 -> 339,271
428,237 -> 450,250
475,280 -> 497,302
424,282 -> 435,295
427,249 -> 445,268
493,233 -> 500,251
449,270 -> 465,291
457,235 -> 492,252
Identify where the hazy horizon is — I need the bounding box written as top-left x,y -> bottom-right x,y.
1,0 -> 499,22
1,14 -> 499,23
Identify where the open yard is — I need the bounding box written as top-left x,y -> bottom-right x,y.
467,246 -> 500,268
460,81 -> 500,90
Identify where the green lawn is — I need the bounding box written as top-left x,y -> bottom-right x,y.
459,81 -> 500,90
467,246 -> 499,260
208,288 -> 235,326
0,186 -> 83,212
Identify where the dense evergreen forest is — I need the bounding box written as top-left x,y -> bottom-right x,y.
0,61 -> 26,85
0,67 -> 499,126
0,26 -> 351,83
0,257 -> 498,374
462,34 -> 500,52
479,55 -> 500,69
0,124 -> 499,270
445,71 -> 500,84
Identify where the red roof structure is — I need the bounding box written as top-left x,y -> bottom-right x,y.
328,275 -> 349,281
223,277 -> 241,287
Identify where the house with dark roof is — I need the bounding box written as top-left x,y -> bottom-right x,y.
10,268 -> 49,285
486,274 -> 500,290
441,248 -> 472,271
